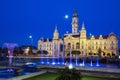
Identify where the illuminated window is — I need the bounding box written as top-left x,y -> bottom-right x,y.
104,42 -> 106,45
104,46 -> 106,49
76,43 -> 80,49
96,46 -> 98,49
82,46 -> 84,49
111,46 -> 114,50
68,43 -> 71,49
72,44 -> 74,49
111,41 -> 114,44
96,42 -> 98,45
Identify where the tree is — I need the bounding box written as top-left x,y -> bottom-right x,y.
60,44 -> 63,52
88,52 -> 92,56
2,47 -> 8,56
119,49 -> 120,55
71,51 -> 80,56
43,50 -> 48,54
0,47 -> 2,57
19,47 -> 24,54
13,47 -> 19,56
56,67 -> 82,80
97,48 -> 102,57
28,47 -> 33,54
112,52 -> 115,58
94,53 -> 96,55
37,50 -> 41,54
0,47 -> 2,53
37,50 -> 48,55
103,51 -> 106,57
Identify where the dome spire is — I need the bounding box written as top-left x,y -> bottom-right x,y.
54,26 -> 58,33
81,21 -> 85,30
73,9 -> 78,17
53,25 -> 59,39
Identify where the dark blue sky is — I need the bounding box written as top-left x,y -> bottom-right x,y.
0,0 -> 120,47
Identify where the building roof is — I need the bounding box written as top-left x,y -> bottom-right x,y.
72,34 -> 80,37
40,38 -> 53,42
87,35 -> 109,39
64,34 -> 80,38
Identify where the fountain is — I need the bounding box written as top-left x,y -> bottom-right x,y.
75,55 -> 78,66
96,56 -> 100,66
69,48 -> 72,65
68,48 -> 73,69
40,39 -> 44,64
52,42 -> 55,65
57,42 -> 60,64
90,56 -> 93,66
62,43 -> 65,64
2,43 -> 18,70
82,58 -> 85,66
46,39 -> 50,64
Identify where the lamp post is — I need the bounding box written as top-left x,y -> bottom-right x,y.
29,35 -> 33,54
29,35 -> 33,46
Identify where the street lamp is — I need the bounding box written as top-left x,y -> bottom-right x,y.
29,35 -> 33,54
29,35 -> 33,46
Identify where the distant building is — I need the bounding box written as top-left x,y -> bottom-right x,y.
38,10 -> 118,57
21,45 -> 37,54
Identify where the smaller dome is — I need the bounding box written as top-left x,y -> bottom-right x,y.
109,32 -> 115,37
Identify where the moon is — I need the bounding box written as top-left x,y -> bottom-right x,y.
65,14 -> 69,19
29,35 -> 32,38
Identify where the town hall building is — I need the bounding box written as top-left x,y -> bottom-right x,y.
38,10 -> 118,57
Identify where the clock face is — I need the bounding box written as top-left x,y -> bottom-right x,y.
72,24 -> 78,27
72,18 -> 78,23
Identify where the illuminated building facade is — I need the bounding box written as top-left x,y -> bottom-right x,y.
38,10 -> 118,57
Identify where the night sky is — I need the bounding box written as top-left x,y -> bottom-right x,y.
0,0 -> 120,48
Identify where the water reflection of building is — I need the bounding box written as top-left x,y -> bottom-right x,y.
38,10 -> 118,57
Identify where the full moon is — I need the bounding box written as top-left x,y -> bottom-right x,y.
65,15 -> 69,19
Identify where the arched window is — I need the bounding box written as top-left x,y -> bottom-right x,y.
96,42 -> 98,45
96,46 -> 98,49
64,45 -> 66,49
111,41 -> 114,44
111,46 -> 114,50
82,41 -> 84,44
72,44 -> 74,49
68,43 -> 71,49
104,42 -> 106,45
82,46 -> 84,49
104,46 -> 106,49
76,43 -> 80,49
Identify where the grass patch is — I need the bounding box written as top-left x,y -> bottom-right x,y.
23,72 -> 120,80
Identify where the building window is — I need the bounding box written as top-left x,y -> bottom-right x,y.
82,46 -> 84,49
72,44 -> 74,49
88,46 -> 90,49
111,46 -> 114,50
96,42 -> 98,45
104,42 -> 106,45
68,43 -> 71,49
104,46 -> 106,49
64,45 -> 66,49
76,43 -> 80,49
92,46 -> 94,50
96,46 -> 98,49
82,41 -> 84,44
111,41 -> 114,44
